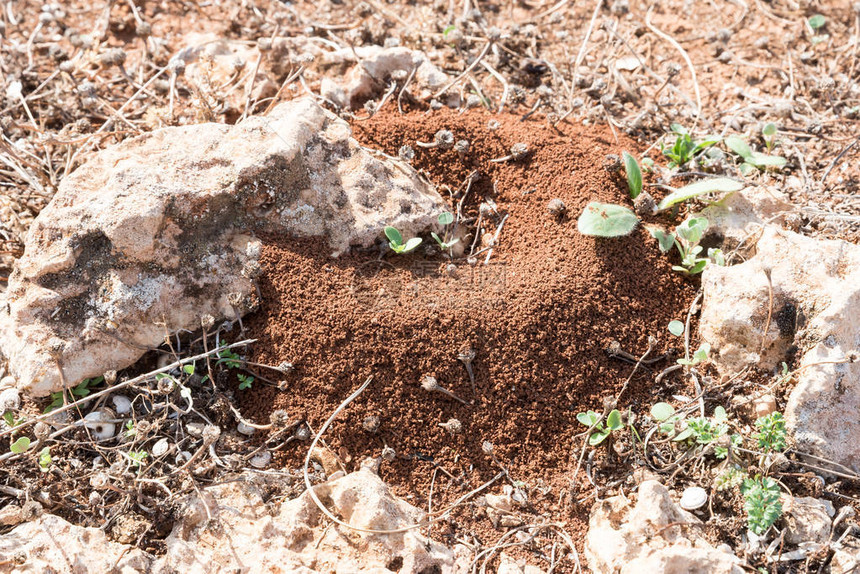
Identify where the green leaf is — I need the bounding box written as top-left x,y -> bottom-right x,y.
606,409 -> 623,431
622,152 -> 642,199
693,343 -> 711,363
443,24 -> 456,37
384,226 -> 403,246
762,123 -> 777,138
183,364 -> 195,375
673,427 -> 694,442
431,232 -> 444,247
577,202 -> 639,237
647,227 -> 676,253
577,411 -> 600,427
438,212 -> 454,226
588,429 -> 611,446
651,402 -> 675,421
676,216 -> 709,246
668,320 -> 685,337
39,447 -> 51,472
401,237 -> 422,253
713,406 -> 728,422
658,178 -> 744,211
747,152 -> 787,169
725,135 -> 753,160
807,14 -> 825,30
10,437 -> 31,454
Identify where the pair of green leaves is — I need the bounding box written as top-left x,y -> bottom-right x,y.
385,226 -> 423,254
431,212 -> 460,251
577,409 -> 624,446
662,124 -> 722,168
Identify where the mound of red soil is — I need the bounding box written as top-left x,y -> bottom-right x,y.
241,108 -> 696,547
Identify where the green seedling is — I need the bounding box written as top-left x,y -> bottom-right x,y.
45,376 -> 103,413
128,450 -> 148,468
661,124 -> 721,168
237,373 -> 255,390
753,412 -> 787,452
183,363 -> 195,375
125,420 -> 136,438
38,447 -> 51,472
577,409 -> 624,446
762,123 -> 778,152
807,14 -> 825,31
577,202 -> 639,237
657,178 -> 744,211
741,476 -> 782,535
678,342 -> 711,366
431,211 -> 460,251
216,349 -> 242,369
649,215 -> 713,274
443,25 -> 456,38
622,151 -> 642,199
10,437 -> 30,454
385,226 -> 422,254
725,135 -> 786,172
714,466 -> 747,491
2,412 -> 25,433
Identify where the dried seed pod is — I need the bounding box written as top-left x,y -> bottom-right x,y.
381,445 -> 396,461
439,418 -> 462,435
362,414 -> 381,433
269,409 -> 290,427
84,410 -> 116,441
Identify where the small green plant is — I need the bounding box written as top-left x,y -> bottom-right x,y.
45,376 -> 103,413
678,342 -> 711,366
237,373 -> 255,390
385,226 -> 422,254
128,450 -> 148,468
807,14 -> 826,31
661,124 -> 721,168
125,420 -> 136,438
577,202 -> 639,237
668,320 -> 685,337
622,151 -> 642,199
183,363 -> 195,375
741,476 -> 783,534
714,466 -> 747,491
38,447 -> 52,472
10,436 -> 31,454
649,215 -> 711,274
753,412 -> 787,452
762,123 -> 778,152
2,412 -> 25,432
725,135 -> 786,173
577,409 -> 624,446
216,349 -> 242,369
431,212 -> 460,251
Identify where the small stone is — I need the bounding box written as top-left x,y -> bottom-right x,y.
152,438 -> 169,457
236,422 -> 255,436
547,198 -> 566,218
362,414 -> 380,433
679,486 -> 708,510
111,395 -> 132,415
753,395 -> 777,419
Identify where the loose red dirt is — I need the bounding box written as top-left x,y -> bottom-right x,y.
241,107 -> 697,560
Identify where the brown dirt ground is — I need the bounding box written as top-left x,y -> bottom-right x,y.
239,107 -> 697,559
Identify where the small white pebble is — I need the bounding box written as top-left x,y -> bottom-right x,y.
250,450 -> 272,469
152,438 -> 169,457
111,395 -> 132,415
237,422 -> 256,436
0,388 -> 20,412
679,486 -> 708,510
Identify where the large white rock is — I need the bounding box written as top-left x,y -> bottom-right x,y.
585,480 -> 744,574
698,224 -> 860,470
0,97 -> 444,396
0,471 -> 458,574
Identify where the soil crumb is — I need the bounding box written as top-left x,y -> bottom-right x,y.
241,107 -> 697,558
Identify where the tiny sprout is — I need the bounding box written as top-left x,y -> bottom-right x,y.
385,226 -> 422,254
416,129 -> 455,150
420,375 -> 468,405
362,414 -> 381,433
489,142 -> 530,163
382,445 -> 396,461
547,198 -> 567,219
398,145 -> 415,162
439,418 -> 462,435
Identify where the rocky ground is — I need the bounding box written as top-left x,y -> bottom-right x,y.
1,0 -> 859,573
